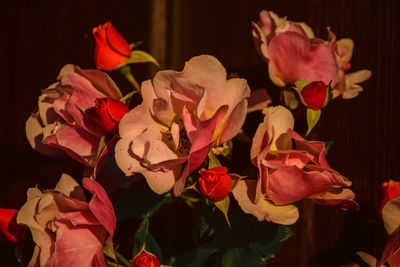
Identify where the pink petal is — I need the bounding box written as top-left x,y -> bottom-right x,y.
267,165 -> 349,205
83,178 -> 116,243
74,66 -> 123,99
268,31 -> 339,86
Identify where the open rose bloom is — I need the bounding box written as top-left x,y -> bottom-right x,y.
232,106 -> 359,225
26,65 -> 123,166
252,10 -> 371,99
115,55 -> 250,196
17,174 -> 116,267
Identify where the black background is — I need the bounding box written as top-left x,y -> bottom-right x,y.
1,1 -> 399,266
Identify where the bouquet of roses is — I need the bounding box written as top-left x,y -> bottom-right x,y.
0,10 -> 372,267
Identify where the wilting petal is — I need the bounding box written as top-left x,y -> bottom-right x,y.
268,31 -> 339,86
251,22 -> 270,60
142,166 -> 181,195
232,179 -> 299,225
218,99 -> 247,144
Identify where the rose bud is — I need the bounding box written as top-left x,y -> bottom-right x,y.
198,166 -> 232,202
92,21 -> 131,71
300,81 -> 333,110
0,208 -> 26,245
87,97 -> 129,135
379,180 -> 400,217
131,250 -> 161,267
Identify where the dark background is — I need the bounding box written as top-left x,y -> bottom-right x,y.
1,0 -> 399,266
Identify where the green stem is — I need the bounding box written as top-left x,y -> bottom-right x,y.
106,261 -> 123,267
119,65 -> 141,92
115,251 -> 131,267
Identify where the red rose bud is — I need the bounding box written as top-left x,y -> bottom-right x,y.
87,98 -> 129,134
379,180 -> 400,216
131,250 -> 160,267
92,21 -> 131,71
198,166 -> 232,202
300,81 -> 332,110
0,208 -> 26,245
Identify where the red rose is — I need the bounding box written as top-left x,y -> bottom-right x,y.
198,166 -> 232,202
300,81 -> 332,110
87,98 -> 129,134
92,21 -> 131,71
0,208 -> 26,245
131,250 -> 160,267
379,180 -> 400,216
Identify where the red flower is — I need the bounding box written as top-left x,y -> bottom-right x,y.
93,21 -> 131,71
379,180 -> 400,216
131,250 -> 160,267
198,166 -> 232,202
0,208 -> 25,245
300,81 -> 332,110
87,98 -> 129,135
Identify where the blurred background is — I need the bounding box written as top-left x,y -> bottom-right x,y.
1,0 -> 399,266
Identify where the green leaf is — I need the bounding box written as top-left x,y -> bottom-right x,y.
249,226 -> 293,262
120,90 -> 138,106
171,243 -> 218,267
214,196 -> 230,227
132,217 -> 163,262
294,79 -> 310,90
103,242 -> 117,263
208,152 -> 221,169
110,186 -> 173,220
324,141 -> 334,156
306,108 -> 321,136
126,50 -> 159,67
221,247 -> 265,267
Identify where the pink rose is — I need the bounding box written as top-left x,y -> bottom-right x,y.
17,174 -> 116,267
232,106 -> 358,225
26,64 -> 123,166
115,55 -> 250,196
252,10 -> 371,99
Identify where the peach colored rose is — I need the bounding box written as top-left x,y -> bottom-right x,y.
115,55 -> 250,196
232,106 -> 358,225
17,174 -> 116,267
26,64 -> 123,166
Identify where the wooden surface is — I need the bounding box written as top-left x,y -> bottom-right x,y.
1,1 -> 399,266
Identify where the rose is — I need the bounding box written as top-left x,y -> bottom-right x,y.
115,55 -> 250,196
232,106 -> 358,225
16,174 -> 116,267
131,249 -> 161,267
300,81 -> 332,110
87,97 -> 130,134
379,180 -> 400,235
93,21 -> 131,71
0,208 -> 26,245
26,64 -> 123,166
252,10 -> 371,100
198,167 -> 232,202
